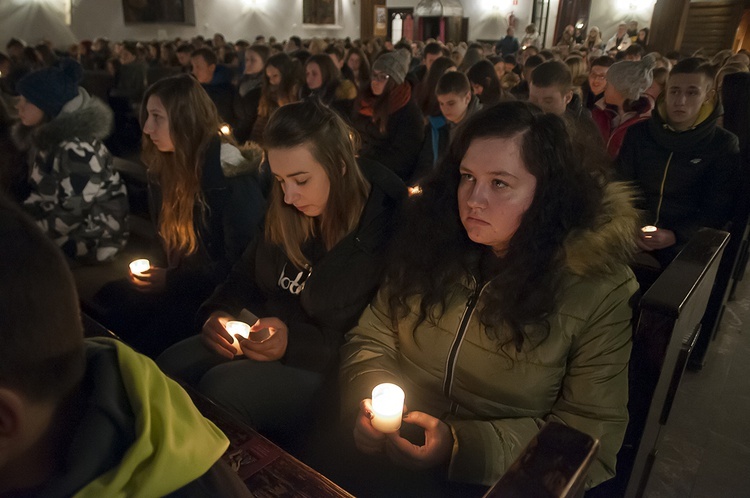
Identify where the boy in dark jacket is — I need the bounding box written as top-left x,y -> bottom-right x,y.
617,58 -> 740,265
0,196 -> 251,497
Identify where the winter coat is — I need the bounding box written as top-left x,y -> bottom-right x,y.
414,96 -> 482,183
30,338 -> 251,498
617,96 -> 740,256
148,138 -> 266,289
592,96 -> 652,157
604,33 -> 632,52
199,159 -> 406,374
235,73 -> 262,143
14,88 -> 129,263
340,182 -> 640,488
202,65 -> 238,129
351,90 -> 425,184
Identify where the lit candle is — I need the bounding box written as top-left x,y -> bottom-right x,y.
371,383 -> 405,433
641,225 -> 657,238
226,320 -> 251,354
219,124 -> 232,136
408,185 -> 422,197
129,258 -> 150,277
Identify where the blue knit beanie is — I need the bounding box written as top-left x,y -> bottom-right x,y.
16,58 -> 83,118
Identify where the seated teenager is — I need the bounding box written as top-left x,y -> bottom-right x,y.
95,75 -> 266,357
352,49 -> 424,183
250,52 -> 302,145
158,99 -> 406,445
592,54 -> 655,157
337,102 -> 639,494
414,71 -> 482,182
301,54 -> 358,120
618,58 -> 740,267
13,58 -> 129,264
581,56 -> 614,110
191,47 -> 238,132
0,195 -> 251,497
466,59 -> 506,107
235,44 -> 270,144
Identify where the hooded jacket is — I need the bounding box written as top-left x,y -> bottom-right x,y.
199,158 -> 406,373
617,95 -> 740,255
20,338 -> 249,498
592,96 -> 652,157
340,182 -> 640,488
14,88 -> 129,263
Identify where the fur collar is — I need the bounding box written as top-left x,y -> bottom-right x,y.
13,88 -> 113,152
563,181 -> 640,276
220,141 -> 263,178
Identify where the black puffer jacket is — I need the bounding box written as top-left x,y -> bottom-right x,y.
198,159 -> 406,373
617,97 -> 740,252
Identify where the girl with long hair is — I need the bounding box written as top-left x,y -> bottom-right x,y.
467,58 -> 507,106
250,52 -> 302,144
235,44 -> 270,143
344,46 -> 371,91
351,49 -> 424,183
333,101 -> 639,495
158,98 -> 406,444
417,55 -> 457,119
97,74 -> 266,357
301,54 -> 358,119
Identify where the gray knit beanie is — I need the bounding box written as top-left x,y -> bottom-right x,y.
606,54 -> 656,101
372,48 -> 411,85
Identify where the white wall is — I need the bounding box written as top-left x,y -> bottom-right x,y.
1,0 -> 360,51
387,0 -> 533,42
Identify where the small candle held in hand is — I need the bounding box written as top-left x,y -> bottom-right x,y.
371,383 -> 405,433
129,259 -> 150,277
641,225 -> 657,239
226,320 -> 251,354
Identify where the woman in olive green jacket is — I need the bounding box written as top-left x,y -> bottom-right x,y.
340,101 -> 640,490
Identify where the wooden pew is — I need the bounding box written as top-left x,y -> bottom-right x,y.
587,227 -> 729,498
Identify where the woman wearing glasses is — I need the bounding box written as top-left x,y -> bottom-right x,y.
351,49 -> 424,183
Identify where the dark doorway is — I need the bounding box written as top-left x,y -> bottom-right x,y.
553,0 -> 592,46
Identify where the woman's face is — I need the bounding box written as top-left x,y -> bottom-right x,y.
306,62 -> 323,90
370,70 -> 389,96
16,96 -> 45,127
268,144 -> 331,218
458,136 -> 537,255
347,53 -> 361,72
266,65 -> 282,86
245,50 -> 265,75
142,95 -> 174,152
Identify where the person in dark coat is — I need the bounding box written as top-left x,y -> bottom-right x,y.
191,48 -> 238,130
95,75 -> 266,357
157,99 -> 406,445
301,54 -> 358,121
235,44 -> 269,143
352,49 -> 425,183
617,58 -> 741,266
495,27 -> 520,56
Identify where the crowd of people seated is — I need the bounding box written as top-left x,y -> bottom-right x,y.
1,20 -> 749,497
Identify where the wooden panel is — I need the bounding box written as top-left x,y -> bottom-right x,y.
649,0 -> 691,54
360,0 -> 386,40
679,1 -> 744,55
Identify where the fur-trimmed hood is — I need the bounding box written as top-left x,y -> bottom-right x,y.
563,181 -> 640,276
219,141 -> 263,178
13,87 -> 113,152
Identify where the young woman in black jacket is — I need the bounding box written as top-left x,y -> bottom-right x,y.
158,99 -> 405,443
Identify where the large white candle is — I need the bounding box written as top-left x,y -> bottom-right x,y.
129,258 -> 150,277
226,320 -> 251,354
371,383 -> 405,433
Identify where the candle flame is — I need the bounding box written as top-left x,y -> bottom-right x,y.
408,185 -> 422,196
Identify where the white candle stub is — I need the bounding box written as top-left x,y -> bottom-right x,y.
226,321 -> 251,354
371,383 -> 405,433
641,225 -> 657,238
129,259 -> 150,276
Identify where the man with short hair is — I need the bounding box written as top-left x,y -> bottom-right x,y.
581,56 -> 614,110
0,195 -> 251,497
175,43 -> 194,72
414,71 -> 481,181
617,58 -> 740,265
191,47 -> 237,129
495,27 -> 519,56
528,60 -> 573,116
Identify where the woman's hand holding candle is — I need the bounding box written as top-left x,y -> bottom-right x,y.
354,399 -> 388,454
384,411 -> 454,470
636,226 -> 676,251
128,265 -> 167,293
201,311 -> 238,359
238,317 -> 287,361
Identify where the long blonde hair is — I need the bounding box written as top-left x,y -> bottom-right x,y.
140,74 -> 227,256
263,99 -> 370,270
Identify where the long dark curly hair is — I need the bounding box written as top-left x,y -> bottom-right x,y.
385,101 -> 605,352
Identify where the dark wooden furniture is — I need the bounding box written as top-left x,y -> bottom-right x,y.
82,315 -> 354,498
484,422 -> 599,498
588,227 -> 729,498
